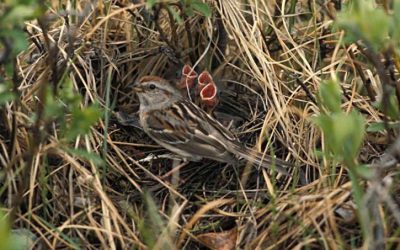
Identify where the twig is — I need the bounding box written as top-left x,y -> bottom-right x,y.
64,14 -> 75,60
211,10 -> 227,72
159,46 -> 181,65
115,1 -> 146,42
383,49 -> 400,108
8,58 -> 19,158
348,49 -> 376,102
23,27 -> 44,53
373,133 -> 400,170
10,12 -> 56,218
178,3 -> 196,64
357,40 -> 394,141
38,16 -> 59,95
295,77 -> 317,105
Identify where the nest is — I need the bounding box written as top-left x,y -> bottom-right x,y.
0,0 -> 396,249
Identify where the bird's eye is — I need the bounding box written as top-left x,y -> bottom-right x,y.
149,84 -> 156,90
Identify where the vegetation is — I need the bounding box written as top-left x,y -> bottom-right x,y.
1,0 -> 400,249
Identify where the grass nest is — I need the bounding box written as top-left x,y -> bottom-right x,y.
1,0 -> 399,249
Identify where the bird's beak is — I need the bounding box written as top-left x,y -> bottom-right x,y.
132,83 -> 144,93
133,86 -> 144,93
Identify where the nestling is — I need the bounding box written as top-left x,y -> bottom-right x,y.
133,76 -> 291,174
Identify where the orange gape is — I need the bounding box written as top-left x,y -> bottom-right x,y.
178,64 -> 197,90
197,70 -> 218,110
200,82 -> 218,108
196,70 -> 213,95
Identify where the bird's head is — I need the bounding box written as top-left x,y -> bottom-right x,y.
133,76 -> 182,111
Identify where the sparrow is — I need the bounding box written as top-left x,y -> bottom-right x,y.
133,75 -> 290,174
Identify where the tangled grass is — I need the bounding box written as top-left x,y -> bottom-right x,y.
1,0 -> 399,249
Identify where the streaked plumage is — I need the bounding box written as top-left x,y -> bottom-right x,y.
134,76 -> 290,174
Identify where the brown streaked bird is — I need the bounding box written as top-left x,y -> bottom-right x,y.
133,76 -> 290,174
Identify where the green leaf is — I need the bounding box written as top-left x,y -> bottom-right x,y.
44,103 -> 63,120
387,90 -> 400,120
44,88 -> 63,120
345,111 -> 365,161
10,229 -> 36,250
331,113 -> 353,152
1,30 -> 29,55
184,6 -> 194,16
0,92 -> 15,104
191,0 -> 211,17
372,86 -> 400,120
167,6 -> 182,24
314,150 -> 325,159
141,191 -> 166,248
313,114 -> 335,152
390,0 -> 400,43
146,0 -> 157,9
65,105 -> 102,140
2,5 -> 37,23
354,164 -> 375,179
366,122 -> 386,132
336,1 -> 390,52
0,212 -> 10,250
145,192 -> 164,229
5,0 -> 38,5
314,111 -> 365,164
317,80 -> 342,113
60,79 -> 81,105
330,112 -> 364,161
0,83 -> 15,104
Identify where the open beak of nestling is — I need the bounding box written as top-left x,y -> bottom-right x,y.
178,64 -> 198,89
196,70 -> 212,95
200,82 -> 218,107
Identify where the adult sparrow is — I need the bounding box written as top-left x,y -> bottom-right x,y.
133,76 -> 290,174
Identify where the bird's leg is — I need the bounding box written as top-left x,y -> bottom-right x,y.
161,163 -> 186,179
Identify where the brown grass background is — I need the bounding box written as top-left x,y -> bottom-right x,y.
1,0 -> 398,249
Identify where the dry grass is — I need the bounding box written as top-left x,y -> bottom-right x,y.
1,0 -> 398,249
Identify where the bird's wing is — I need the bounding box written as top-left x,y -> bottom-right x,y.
176,102 -> 290,174
143,101 -> 236,161
179,100 -> 238,142
144,101 -> 291,174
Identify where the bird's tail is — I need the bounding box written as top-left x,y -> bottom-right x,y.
233,146 -> 291,175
